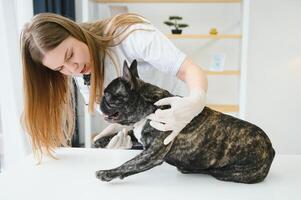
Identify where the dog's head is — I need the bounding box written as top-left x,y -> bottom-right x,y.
100,60 -> 172,125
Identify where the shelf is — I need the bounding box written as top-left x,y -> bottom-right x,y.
207,104 -> 239,113
91,0 -> 241,3
167,34 -> 241,39
205,70 -> 240,76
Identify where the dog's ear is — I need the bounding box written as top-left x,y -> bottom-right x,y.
123,60 -> 137,90
129,59 -> 139,78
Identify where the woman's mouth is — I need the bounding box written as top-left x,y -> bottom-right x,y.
80,64 -> 89,74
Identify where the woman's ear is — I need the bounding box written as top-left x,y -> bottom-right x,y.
122,60 -> 137,90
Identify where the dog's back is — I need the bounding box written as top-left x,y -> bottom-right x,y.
141,106 -> 275,184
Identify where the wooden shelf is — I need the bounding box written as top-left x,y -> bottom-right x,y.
205,70 -> 240,76
207,104 -> 239,113
167,34 -> 241,39
91,0 -> 241,3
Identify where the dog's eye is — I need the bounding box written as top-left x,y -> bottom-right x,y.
104,92 -> 112,101
103,91 -> 130,107
112,96 -> 124,105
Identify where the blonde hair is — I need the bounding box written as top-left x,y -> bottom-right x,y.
20,13 -> 148,160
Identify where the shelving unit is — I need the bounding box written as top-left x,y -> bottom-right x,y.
205,70 -> 240,75
208,104 -> 239,113
80,0 -> 249,147
91,0 -> 241,3
167,34 -> 242,39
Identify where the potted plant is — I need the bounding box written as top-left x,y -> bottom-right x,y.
164,16 -> 188,34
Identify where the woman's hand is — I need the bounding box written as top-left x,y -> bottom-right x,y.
93,123 -> 133,149
147,89 -> 206,145
106,128 -> 133,149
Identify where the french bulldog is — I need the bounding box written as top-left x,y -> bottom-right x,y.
95,60 -> 275,184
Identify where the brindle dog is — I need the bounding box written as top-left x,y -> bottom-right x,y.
95,60 -> 275,184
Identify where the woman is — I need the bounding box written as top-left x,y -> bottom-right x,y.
21,13 -> 207,158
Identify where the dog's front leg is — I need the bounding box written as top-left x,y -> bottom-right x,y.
96,137 -> 172,182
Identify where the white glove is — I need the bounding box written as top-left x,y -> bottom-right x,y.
93,123 -> 133,149
106,128 -> 133,149
147,89 -> 206,145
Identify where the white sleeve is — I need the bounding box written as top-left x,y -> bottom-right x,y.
121,23 -> 186,76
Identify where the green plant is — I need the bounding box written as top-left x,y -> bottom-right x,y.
164,16 -> 189,30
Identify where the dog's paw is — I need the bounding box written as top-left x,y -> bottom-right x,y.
95,170 -> 119,182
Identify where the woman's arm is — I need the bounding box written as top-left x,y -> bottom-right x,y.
147,57 -> 208,145
176,58 -> 208,93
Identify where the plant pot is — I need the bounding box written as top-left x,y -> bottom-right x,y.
171,29 -> 182,34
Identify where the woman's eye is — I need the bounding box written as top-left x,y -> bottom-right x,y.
68,51 -> 73,60
55,66 -> 64,72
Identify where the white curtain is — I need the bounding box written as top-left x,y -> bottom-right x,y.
0,0 -> 33,171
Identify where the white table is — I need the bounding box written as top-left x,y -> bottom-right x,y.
0,148 -> 300,200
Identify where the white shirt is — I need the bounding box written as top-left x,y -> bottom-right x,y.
103,23 -> 187,96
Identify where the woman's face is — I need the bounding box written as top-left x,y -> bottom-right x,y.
42,36 -> 92,76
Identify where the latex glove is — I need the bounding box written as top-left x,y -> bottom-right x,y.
93,123 -> 133,149
147,89 -> 206,145
106,128 -> 133,149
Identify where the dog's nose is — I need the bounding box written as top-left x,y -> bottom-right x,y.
99,110 -> 104,115
95,105 -> 104,115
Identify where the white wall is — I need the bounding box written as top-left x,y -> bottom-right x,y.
0,106 -> 3,170
0,0 -> 33,170
245,0 -> 301,154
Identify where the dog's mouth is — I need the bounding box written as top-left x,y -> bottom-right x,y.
101,97 -> 121,122
104,111 -> 120,122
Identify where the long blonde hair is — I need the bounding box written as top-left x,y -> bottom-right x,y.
20,13 -> 147,160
